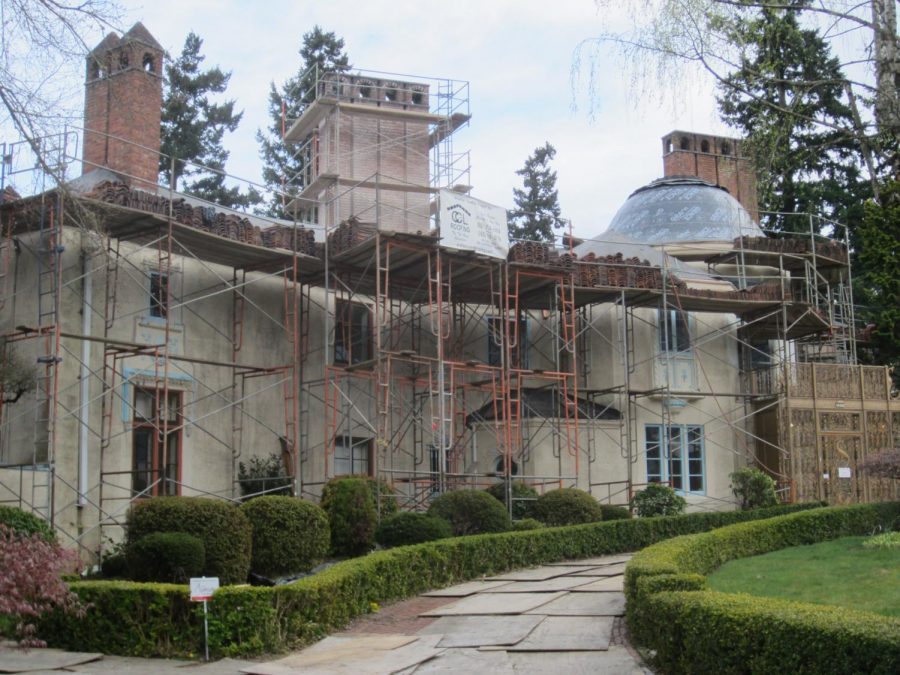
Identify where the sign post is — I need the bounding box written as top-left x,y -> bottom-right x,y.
190,576 -> 219,661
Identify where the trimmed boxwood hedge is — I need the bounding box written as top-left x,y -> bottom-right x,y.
240,496 -> 329,577
625,502 -> 900,674
41,501 -> 821,658
126,497 -> 252,585
0,505 -> 55,541
126,532 -> 205,583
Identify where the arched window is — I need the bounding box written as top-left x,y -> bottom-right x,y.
680,136 -> 690,150
721,142 -> 731,155
118,51 -> 129,70
700,140 -> 710,153
142,53 -> 155,73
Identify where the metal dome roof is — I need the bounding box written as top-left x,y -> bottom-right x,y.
604,176 -> 763,244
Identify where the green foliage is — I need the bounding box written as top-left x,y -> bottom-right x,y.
40,501 -> 820,658
485,481 -> 538,519
508,142 -> 564,241
125,497 -> 252,585
730,466 -> 778,510
626,502 -> 900,674
240,496 -> 329,577
374,512 -> 452,548
857,181 -> 900,381
364,477 -> 400,517
863,531 -> 900,550
320,477 -> 377,556
428,489 -> 511,536
100,553 -> 127,579
237,453 -> 292,501
160,32 -> 259,208
630,483 -> 686,517
126,532 -> 205,583
534,488 -> 603,526
716,3 -> 866,233
510,518 -> 544,531
257,26 -> 350,217
0,505 -> 54,541
599,504 -> 632,521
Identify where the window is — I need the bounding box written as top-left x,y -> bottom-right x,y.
658,309 -> 691,354
132,388 -> 181,496
334,301 -> 372,364
334,436 -> 372,476
149,272 -> 168,318
487,317 -> 528,368
700,140 -> 710,153
645,424 -> 704,493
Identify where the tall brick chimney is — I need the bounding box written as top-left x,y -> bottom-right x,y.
661,130 -> 758,222
83,22 -> 163,187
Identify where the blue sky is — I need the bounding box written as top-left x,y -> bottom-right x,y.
100,1 -> 730,237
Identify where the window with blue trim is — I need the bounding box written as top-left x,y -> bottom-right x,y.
645,424 -> 705,493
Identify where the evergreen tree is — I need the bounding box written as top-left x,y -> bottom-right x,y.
716,2 -> 867,233
257,27 -> 350,218
508,142 -> 564,242
160,32 -> 259,209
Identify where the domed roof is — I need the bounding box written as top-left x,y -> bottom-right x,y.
604,176 -> 763,244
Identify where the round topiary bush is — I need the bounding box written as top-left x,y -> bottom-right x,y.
511,518 -> 545,531
630,483 -> 687,517
599,504 -> 632,521
125,497 -> 252,585
427,489 -> 511,536
321,477 -> 377,556
485,482 -> 539,519
240,496 -> 329,577
533,488 -> 603,526
365,477 -> 400,517
0,505 -> 55,541
374,512 -> 453,547
730,467 -> 778,510
125,532 -> 205,583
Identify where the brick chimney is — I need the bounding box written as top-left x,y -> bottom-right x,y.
83,22 -> 163,187
661,130 -> 758,222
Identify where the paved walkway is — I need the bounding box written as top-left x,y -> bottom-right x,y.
0,554 -> 651,674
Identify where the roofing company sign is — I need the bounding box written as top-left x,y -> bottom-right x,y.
439,189 -> 509,260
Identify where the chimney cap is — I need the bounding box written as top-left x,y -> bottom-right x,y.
89,32 -> 121,55
121,22 -> 163,51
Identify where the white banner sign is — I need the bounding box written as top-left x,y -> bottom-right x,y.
439,189 -> 509,260
190,577 -> 220,602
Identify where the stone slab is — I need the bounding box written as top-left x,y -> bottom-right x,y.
524,592 -> 627,617
569,563 -> 628,577
545,555 -> 632,567
482,576 -> 596,593
417,615 -> 544,648
570,576 -> 624,592
404,648 -> 513,673
421,580 -> 510,597
506,648 -> 649,674
0,648 -> 102,673
508,616 -> 614,651
486,566 -> 595,581
241,635 -> 440,675
420,592 -> 564,616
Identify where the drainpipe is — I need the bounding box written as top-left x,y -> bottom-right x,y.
77,252 -> 92,507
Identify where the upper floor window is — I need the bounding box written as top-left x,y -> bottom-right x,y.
658,309 -> 691,354
149,272 -> 168,318
334,301 -> 372,365
487,317 -> 528,368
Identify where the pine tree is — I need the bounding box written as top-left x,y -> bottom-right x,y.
159,32 -> 259,209
257,27 -> 350,218
716,2 -> 867,233
508,143 -> 564,242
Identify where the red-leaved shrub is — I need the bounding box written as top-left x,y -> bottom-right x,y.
0,524 -> 84,647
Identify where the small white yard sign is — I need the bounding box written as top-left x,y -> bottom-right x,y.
190,577 -> 219,602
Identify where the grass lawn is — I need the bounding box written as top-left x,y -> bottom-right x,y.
708,536 -> 900,618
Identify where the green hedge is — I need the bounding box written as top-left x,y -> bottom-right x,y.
625,502 -> 900,674
241,496 -> 329,577
126,532 -> 205,583
0,505 -> 55,541
42,501 -> 821,658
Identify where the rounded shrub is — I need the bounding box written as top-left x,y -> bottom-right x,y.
533,488 -> 603,526
125,497 -> 252,585
321,477 -> 377,556
125,532 -> 205,583
631,483 -> 687,517
365,477 -> 400,517
0,505 -> 55,541
427,489 -> 511,536
730,467 -> 778,510
240,496 -> 329,577
100,553 -> 127,578
374,512 -> 452,547
511,518 -> 545,531
599,504 -> 632,521
485,482 -> 538,519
